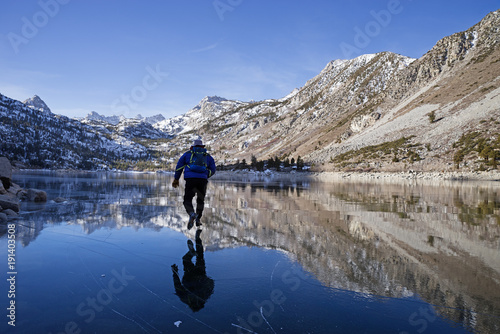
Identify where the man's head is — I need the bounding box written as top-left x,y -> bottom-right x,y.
193,139 -> 204,147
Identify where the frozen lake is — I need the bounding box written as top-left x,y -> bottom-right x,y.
1,171 -> 500,333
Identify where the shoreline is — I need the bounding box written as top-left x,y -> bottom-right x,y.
213,169 -> 500,185
312,170 -> 500,181
14,168 -> 500,183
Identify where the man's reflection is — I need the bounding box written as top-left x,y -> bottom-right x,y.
171,229 -> 214,312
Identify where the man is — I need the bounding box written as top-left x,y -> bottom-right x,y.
172,139 -> 216,229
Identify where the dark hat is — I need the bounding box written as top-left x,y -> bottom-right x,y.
193,139 -> 204,146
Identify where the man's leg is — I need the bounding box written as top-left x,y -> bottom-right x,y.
194,179 -> 208,219
183,179 -> 196,215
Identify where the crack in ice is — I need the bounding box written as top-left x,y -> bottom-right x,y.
261,306 -> 277,334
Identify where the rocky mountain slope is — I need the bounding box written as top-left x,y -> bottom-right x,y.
0,94 -> 166,169
0,10 -> 499,172
184,9 -> 500,173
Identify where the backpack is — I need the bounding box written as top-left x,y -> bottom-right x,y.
187,147 -> 208,173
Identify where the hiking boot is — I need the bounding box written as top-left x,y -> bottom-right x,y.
187,212 -> 197,230
195,217 -> 202,227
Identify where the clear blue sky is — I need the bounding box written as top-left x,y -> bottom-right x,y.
0,0 -> 498,119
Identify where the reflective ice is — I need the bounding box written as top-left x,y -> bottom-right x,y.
1,171 -> 499,333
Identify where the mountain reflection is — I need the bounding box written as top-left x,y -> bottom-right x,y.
9,171 -> 500,333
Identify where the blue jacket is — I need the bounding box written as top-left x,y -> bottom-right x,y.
174,147 -> 216,180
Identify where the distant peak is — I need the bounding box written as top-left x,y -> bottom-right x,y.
189,96 -> 230,112
202,96 -> 228,103
23,95 -> 51,114
83,111 -> 165,125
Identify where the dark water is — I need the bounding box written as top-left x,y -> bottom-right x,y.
1,171 -> 500,334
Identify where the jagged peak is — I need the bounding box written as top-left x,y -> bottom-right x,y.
201,96 -> 228,104
82,111 -> 124,125
320,52 -> 415,76
189,95 -> 238,113
188,96 -> 228,112
87,111 -> 100,117
23,95 -> 51,114
82,111 -> 165,125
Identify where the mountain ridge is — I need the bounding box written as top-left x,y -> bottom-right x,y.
80,111 -> 165,125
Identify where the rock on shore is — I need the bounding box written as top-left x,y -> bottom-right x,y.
0,157 -> 47,222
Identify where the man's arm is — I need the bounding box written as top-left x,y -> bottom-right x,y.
174,153 -> 188,180
207,155 -> 216,178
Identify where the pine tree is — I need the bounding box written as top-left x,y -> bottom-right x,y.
251,155 -> 258,169
297,156 -> 304,170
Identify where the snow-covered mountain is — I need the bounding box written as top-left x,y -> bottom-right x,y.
154,96 -> 246,136
80,111 -> 169,141
81,111 -> 126,125
23,95 -> 51,114
0,94 -> 159,170
1,10 -> 499,172
140,113 -> 165,125
81,111 -> 165,125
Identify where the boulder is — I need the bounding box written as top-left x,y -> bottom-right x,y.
3,209 -> 18,218
0,157 -> 12,190
0,194 -> 20,212
0,158 -> 48,220
7,183 -> 25,198
54,197 -> 67,203
27,189 -> 47,202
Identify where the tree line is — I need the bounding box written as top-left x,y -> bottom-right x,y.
218,155 -> 306,171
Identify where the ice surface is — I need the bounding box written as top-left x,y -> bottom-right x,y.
2,171 -> 498,333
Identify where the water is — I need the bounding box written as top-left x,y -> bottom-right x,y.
1,171 -> 500,334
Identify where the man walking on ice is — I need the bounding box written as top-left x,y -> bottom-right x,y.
172,138 -> 216,229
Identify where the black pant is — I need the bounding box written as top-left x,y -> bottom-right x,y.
183,178 -> 208,219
